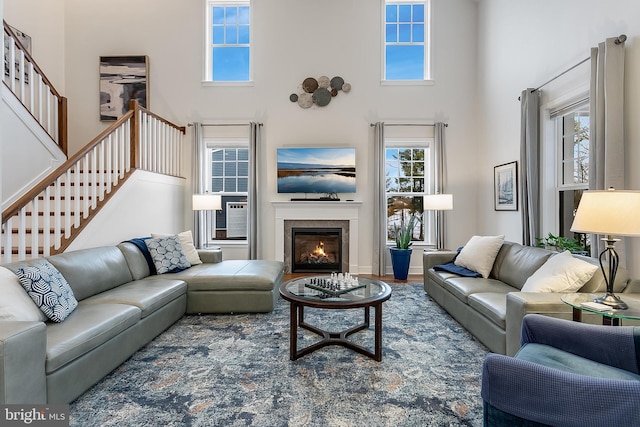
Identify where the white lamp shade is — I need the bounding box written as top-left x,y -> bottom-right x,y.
192,194 -> 222,211
423,194 -> 453,211
570,190 -> 640,236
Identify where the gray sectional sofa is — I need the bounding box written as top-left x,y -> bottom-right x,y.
423,241 -> 640,356
0,243 -> 284,404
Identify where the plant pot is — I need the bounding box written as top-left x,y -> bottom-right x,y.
389,247 -> 412,280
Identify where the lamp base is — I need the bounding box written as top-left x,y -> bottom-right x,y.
594,293 -> 628,310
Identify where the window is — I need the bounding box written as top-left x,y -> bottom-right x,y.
385,140 -> 433,244
383,0 -> 431,81
207,143 -> 249,241
205,0 -> 251,82
552,99 -> 590,251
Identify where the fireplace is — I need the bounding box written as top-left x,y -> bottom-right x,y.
291,228 -> 342,273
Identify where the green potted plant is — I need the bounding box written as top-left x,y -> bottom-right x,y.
389,213 -> 422,280
535,232 -> 589,255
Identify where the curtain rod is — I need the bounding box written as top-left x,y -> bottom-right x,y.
518,34 -> 627,100
187,123 -> 263,127
369,123 -> 448,127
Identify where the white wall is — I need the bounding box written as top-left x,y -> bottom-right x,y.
3,0 -> 66,92
1,87 -> 67,210
476,0 -> 640,277
66,171 -> 186,251
56,0 -> 480,273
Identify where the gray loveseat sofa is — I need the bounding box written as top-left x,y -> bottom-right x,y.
423,241 -> 640,356
0,243 -> 284,404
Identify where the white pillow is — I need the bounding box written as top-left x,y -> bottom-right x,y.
454,235 -> 505,278
0,266 -> 48,322
151,230 -> 202,265
521,250 -> 599,293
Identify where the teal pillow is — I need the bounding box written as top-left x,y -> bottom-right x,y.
145,235 -> 191,274
16,260 -> 78,322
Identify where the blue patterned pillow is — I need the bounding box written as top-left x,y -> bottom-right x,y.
16,260 -> 78,322
145,235 -> 191,274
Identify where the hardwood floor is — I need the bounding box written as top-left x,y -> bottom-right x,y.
283,273 -> 423,284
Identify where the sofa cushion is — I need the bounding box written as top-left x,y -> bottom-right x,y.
521,251 -> 599,293
16,261 -> 78,322
468,292 -> 507,329
516,343 -> 640,381
45,303 -> 141,373
441,277 -> 517,304
165,260 -> 283,292
0,266 -> 48,322
490,241 -> 554,289
145,236 -> 191,274
151,231 -> 202,266
81,278 -> 187,318
454,235 -> 505,278
47,246 -> 135,301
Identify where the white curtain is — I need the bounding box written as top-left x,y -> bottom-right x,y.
520,89 -> 540,246
191,122 -> 207,248
434,122 -> 447,249
372,122 -> 387,276
589,36 -> 626,258
248,122 -> 261,260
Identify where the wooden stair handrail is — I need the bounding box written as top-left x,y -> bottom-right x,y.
4,20 -> 63,99
4,20 -> 68,154
1,111 -> 132,223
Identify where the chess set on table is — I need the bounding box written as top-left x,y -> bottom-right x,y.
304,273 -> 366,296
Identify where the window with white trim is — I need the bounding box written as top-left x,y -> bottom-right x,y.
383,0 -> 431,81
385,139 -> 434,244
207,141 -> 249,241
205,0 -> 251,82
552,98 -> 590,252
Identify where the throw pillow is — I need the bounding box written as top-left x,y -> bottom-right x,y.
521,250 -> 599,293
0,266 -> 48,322
151,230 -> 202,265
145,235 -> 191,274
16,261 -> 78,322
454,235 -> 505,279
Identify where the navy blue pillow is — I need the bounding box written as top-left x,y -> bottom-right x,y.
433,246 -> 482,278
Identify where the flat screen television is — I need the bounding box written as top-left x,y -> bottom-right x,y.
277,147 -> 356,194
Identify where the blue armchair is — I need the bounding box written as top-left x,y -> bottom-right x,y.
481,314 -> 640,427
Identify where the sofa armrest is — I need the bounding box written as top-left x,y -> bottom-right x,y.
198,247 -> 222,264
623,279 -> 640,294
422,250 -> 457,271
0,321 -> 47,403
505,292 -> 574,356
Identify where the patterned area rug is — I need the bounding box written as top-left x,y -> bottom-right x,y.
70,282 -> 488,426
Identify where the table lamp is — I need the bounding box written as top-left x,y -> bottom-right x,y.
424,193 -> 453,250
570,189 -> 640,309
193,193 -> 222,248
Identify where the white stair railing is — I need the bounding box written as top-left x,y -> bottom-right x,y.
1,101 -> 185,262
3,20 -> 67,153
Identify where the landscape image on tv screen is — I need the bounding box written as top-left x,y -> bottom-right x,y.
277,147 -> 356,193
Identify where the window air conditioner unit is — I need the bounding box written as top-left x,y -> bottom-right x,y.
226,202 -> 248,238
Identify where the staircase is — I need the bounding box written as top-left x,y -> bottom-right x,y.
2,21 -> 186,262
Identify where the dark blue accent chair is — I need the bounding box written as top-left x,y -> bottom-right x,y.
481,314 -> 640,427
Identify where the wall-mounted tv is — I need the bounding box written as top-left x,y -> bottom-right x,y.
277,147 -> 356,194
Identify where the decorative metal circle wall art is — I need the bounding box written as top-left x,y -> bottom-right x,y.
290,75 -> 351,108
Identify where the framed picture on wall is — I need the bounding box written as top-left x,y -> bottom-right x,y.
99,55 -> 148,121
494,161 -> 518,211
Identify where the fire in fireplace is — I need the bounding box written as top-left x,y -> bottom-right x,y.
291,228 -> 342,273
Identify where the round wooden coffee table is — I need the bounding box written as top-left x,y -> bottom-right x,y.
279,276 -> 392,361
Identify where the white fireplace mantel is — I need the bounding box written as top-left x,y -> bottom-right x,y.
272,201 -> 362,273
